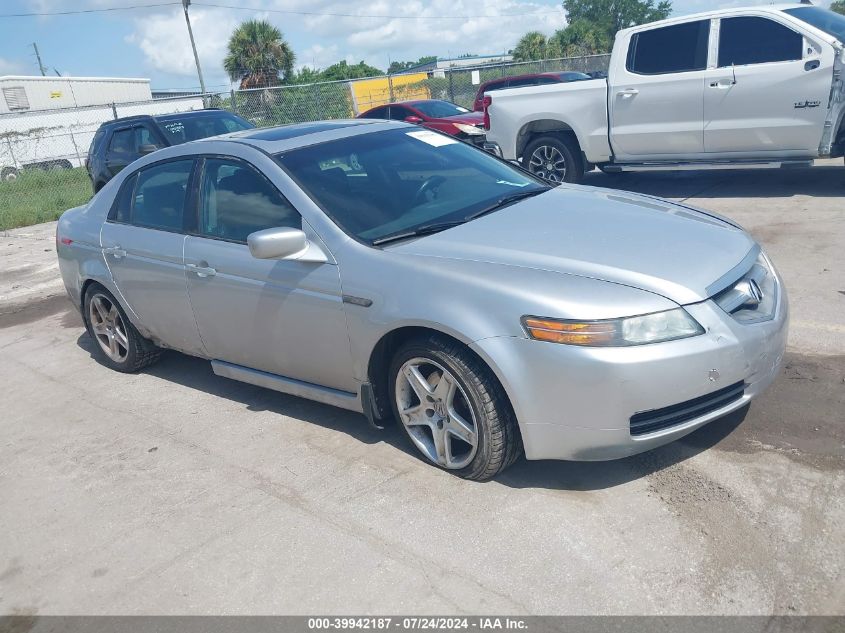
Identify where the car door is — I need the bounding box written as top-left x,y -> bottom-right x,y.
104,127 -> 136,178
183,156 -> 356,392
100,158 -> 206,356
703,15 -> 833,155
609,19 -> 711,159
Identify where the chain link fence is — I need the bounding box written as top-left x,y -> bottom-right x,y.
0,54 -> 610,231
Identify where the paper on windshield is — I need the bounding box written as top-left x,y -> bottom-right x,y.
406,130 -> 458,147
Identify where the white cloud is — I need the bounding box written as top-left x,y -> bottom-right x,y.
126,7 -> 241,86
0,58 -> 25,76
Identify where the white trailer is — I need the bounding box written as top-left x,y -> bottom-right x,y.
0,76 -> 204,181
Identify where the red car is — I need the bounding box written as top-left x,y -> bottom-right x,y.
357,99 -> 486,144
472,71 -> 592,111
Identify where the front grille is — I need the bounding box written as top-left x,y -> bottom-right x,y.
629,381 -> 745,436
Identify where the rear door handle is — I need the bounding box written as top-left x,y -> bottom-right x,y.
104,245 -> 126,259
617,88 -> 639,97
186,263 -> 216,278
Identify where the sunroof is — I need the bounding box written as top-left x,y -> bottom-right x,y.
243,121 -> 369,141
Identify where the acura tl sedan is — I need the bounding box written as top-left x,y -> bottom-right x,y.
57,120 -> 788,480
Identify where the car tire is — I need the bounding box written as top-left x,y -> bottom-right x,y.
388,334 -> 522,481
83,283 -> 162,373
523,135 -> 584,184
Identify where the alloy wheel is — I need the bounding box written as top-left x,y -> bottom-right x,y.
88,294 -> 129,362
395,358 -> 479,469
528,145 -> 567,183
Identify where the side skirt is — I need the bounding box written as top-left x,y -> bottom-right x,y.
211,359 -> 363,414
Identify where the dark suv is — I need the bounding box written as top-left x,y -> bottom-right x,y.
86,109 -> 253,192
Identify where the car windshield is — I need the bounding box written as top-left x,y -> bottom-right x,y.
156,112 -> 253,144
783,7 -> 845,42
277,127 -> 548,245
411,101 -> 470,118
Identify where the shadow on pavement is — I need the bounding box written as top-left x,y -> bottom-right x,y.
76,332 -> 759,492
582,164 -> 845,200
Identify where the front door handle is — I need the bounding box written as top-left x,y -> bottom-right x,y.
104,245 -> 126,259
708,79 -> 735,89
186,263 -> 216,278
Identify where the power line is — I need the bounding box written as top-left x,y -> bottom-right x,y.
0,2 -> 180,18
0,0 -> 563,20
197,2 -> 564,20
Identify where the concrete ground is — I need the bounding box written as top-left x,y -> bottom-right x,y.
0,162 -> 843,616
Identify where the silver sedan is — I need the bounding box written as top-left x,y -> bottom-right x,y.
56,120 -> 788,480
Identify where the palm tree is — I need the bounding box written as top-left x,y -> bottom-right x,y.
513,31 -> 550,62
224,20 -> 296,89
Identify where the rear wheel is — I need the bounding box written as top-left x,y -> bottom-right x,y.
389,334 -> 521,480
83,284 -> 161,373
523,135 -> 584,184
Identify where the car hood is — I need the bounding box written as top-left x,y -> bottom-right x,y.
436,111 -> 485,125
391,186 -> 756,305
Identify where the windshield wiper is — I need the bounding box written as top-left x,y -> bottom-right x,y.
371,220 -> 467,246
371,188 -> 548,246
463,188 -> 548,222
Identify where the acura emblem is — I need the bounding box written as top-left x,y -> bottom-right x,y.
736,278 -> 763,307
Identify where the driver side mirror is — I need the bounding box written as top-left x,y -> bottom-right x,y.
138,144 -> 158,155
404,116 -> 423,124
247,227 -> 328,263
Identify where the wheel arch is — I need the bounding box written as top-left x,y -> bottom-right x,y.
365,325 -> 521,445
516,119 -> 582,160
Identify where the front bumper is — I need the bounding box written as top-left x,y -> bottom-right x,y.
471,289 -> 788,461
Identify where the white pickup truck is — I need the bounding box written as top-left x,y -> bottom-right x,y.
483,4 -> 845,183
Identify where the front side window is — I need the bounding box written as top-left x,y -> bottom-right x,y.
277,128 -> 547,245
389,106 -> 414,121
718,17 -> 803,67
627,20 -> 710,74
135,125 -> 158,148
199,158 -> 300,243
130,160 -> 194,232
360,107 -> 387,119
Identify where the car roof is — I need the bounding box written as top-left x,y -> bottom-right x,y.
101,109 -> 237,128
190,118 -> 401,153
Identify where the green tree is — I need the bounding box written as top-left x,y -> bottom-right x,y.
563,0 -> 672,43
831,0 -> 845,15
550,19 -> 612,56
388,56 -> 436,74
223,20 -> 296,89
319,60 -> 384,81
513,31 -> 550,61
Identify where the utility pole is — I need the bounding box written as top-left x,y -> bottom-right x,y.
32,43 -> 46,76
181,0 -> 207,95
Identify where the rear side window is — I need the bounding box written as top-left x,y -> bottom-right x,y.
108,129 -> 134,154
627,20 -> 710,74
507,77 -> 539,88
360,107 -> 387,119
199,158 -> 300,243
718,17 -> 803,67
111,173 -> 137,223
130,160 -> 194,232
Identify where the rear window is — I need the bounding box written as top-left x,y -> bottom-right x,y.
156,112 -> 253,144
627,20 -> 710,74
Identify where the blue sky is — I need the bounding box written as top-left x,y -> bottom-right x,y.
0,0 -> 832,90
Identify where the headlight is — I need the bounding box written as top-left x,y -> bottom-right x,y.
453,123 -> 485,136
522,309 -> 704,347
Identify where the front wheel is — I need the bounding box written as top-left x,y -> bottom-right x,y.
83,284 -> 162,373
523,135 -> 584,184
389,335 -> 521,481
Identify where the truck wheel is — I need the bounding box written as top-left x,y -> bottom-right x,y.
389,334 -> 522,481
1,167 -> 19,182
523,135 -> 584,184
83,283 -> 162,373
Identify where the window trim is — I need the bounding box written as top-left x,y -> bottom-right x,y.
189,153 -> 303,246
105,156 -> 199,235
716,15 -> 805,69
625,19 -> 711,76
